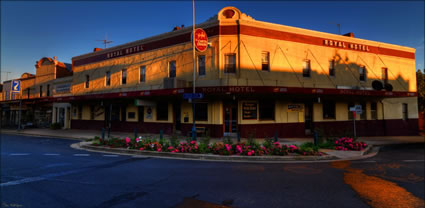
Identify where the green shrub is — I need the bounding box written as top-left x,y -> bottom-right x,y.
170,134 -> 179,147
50,122 -> 61,130
318,140 -> 335,149
299,142 -> 319,152
263,138 -> 273,149
223,136 -> 233,145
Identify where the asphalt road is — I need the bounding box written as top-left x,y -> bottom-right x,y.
1,134 -> 424,208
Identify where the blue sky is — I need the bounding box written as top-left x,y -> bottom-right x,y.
1,1 -> 424,82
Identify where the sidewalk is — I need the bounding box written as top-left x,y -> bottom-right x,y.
1,128 -> 423,145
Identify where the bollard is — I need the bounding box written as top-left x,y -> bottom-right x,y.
313,131 -> 318,146
107,127 -> 111,138
160,130 -> 163,140
134,128 -> 138,139
192,126 -> 197,141
101,128 -> 105,144
237,132 -> 241,143
274,131 -> 278,142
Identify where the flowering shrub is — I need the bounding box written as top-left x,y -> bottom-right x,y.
92,137 -> 324,156
334,137 -> 367,151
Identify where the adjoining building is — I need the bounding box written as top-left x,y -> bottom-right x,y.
1,7 -> 419,137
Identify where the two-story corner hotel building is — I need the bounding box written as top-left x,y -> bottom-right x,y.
68,6 -> 418,138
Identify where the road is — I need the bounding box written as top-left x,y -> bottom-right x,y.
1,134 -> 424,208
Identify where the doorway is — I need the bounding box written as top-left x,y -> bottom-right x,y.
304,102 -> 313,135
224,101 -> 238,136
173,103 -> 181,132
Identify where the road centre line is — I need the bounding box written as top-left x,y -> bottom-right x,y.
9,153 -> 30,156
44,153 -> 60,156
103,155 -> 119,157
73,154 -> 90,156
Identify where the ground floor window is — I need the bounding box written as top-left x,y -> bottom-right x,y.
371,102 -> 377,120
78,105 -> 82,120
157,103 -> 168,121
259,100 -> 275,120
195,103 -> 208,121
402,103 -> 408,120
323,101 -> 336,119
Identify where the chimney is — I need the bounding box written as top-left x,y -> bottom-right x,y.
93,48 -> 103,52
181,25 -> 184,28
343,32 -> 355,37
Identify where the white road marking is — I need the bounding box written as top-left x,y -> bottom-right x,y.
103,155 -> 119,157
9,153 -> 30,156
73,154 -> 90,157
44,153 -> 60,156
402,160 -> 424,163
0,169 -> 86,187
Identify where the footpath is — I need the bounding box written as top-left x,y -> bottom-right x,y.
2,128 -> 424,163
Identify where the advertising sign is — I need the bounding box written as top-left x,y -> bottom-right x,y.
193,28 -> 208,52
288,104 -> 304,112
242,102 -> 257,119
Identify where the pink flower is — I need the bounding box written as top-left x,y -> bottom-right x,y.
157,148 -> 162,152
136,138 -> 140,143
248,152 -> 252,156
125,137 -> 131,143
139,148 -> 144,151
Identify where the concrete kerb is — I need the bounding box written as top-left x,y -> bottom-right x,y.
1,131 -> 87,141
73,141 -> 380,164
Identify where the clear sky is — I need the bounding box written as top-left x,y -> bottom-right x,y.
1,1 -> 424,82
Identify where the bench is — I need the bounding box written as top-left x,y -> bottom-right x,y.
189,126 -> 207,137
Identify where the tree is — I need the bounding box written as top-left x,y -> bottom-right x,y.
417,69 -> 425,113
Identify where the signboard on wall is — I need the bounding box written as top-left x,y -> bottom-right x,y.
288,104 -> 304,112
242,102 -> 257,119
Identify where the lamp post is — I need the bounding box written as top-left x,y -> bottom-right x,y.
191,0 -> 197,141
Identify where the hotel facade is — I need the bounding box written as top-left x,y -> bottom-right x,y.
1,7 -> 420,138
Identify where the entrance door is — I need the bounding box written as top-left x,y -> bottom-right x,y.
173,103 -> 181,131
224,102 -> 238,136
58,108 -> 65,128
304,102 -> 313,135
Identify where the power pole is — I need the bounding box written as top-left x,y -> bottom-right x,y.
192,0 -> 197,141
329,22 -> 341,35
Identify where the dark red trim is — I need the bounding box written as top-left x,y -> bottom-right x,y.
0,86 -> 416,104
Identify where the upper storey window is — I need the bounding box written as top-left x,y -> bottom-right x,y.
225,53 -> 236,73
303,59 -> 311,77
262,51 -> 270,71
382,67 -> 388,84
169,61 -> 176,78
105,71 -> 111,86
329,60 -> 335,77
121,69 -> 127,85
140,66 -> 146,83
85,75 -> 90,88
359,66 -> 367,82
198,56 -> 206,76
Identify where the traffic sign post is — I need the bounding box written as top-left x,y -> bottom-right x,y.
183,93 -> 204,100
350,105 -> 362,138
12,80 -> 21,93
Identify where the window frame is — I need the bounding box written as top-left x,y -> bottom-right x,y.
85,75 -> 90,88
195,102 -> 208,121
46,84 -> 50,96
198,55 -> 206,76
156,102 -> 169,121
224,53 -> 236,73
323,101 -> 336,119
39,86 -> 43,97
402,103 -> 408,121
359,66 -> 367,82
259,100 -> 275,120
302,59 -> 311,78
139,66 -> 146,83
169,61 -> 176,78
329,59 -> 335,77
121,69 -> 127,85
105,71 -> 111,86
261,51 -> 270,71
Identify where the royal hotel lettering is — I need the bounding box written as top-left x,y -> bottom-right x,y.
323,39 -> 370,52
106,45 -> 144,59
202,87 -> 255,93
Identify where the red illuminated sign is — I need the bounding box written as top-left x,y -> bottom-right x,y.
193,28 -> 208,52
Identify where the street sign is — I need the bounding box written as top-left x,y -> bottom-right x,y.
350,105 -> 362,114
12,80 -> 21,93
183,93 -> 204,99
193,28 -> 208,52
